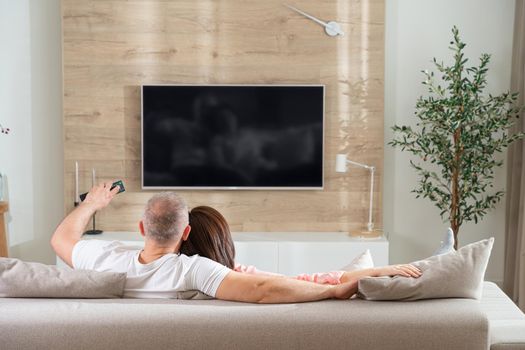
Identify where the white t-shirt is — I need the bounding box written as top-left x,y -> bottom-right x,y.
72,239 -> 231,299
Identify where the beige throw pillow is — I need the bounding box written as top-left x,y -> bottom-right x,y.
0,258 -> 126,298
358,238 -> 494,301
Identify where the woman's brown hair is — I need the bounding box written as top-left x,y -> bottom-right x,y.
180,206 -> 236,269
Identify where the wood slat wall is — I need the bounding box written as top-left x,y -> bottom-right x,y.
62,0 -> 385,233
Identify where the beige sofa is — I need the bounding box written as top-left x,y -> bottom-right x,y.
0,282 -> 523,350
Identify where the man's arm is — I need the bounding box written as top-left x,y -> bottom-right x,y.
215,270 -> 357,304
51,182 -> 119,267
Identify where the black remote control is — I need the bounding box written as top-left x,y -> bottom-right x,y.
79,180 -> 125,202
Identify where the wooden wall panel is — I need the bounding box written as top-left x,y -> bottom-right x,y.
62,0 -> 385,233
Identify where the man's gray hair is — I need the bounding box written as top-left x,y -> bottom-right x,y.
142,192 -> 189,244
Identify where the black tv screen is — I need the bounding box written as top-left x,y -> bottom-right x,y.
141,85 -> 324,189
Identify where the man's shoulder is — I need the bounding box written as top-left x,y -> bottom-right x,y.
143,254 -> 217,273
76,239 -> 141,251
176,253 -> 230,272
72,239 -> 141,270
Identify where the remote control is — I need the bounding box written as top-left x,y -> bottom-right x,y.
79,180 -> 125,202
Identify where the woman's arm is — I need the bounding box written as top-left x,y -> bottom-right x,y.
340,265 -> 422,283
234,264 -> 285,277
234,263 -> 422,286
295,271 -> 345,285
235,264 -> 345,285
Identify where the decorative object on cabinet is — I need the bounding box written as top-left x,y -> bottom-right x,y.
83,168 -> 103,235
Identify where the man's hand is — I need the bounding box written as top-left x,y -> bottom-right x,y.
83,182 -> 120,211
330,279 -> 358,300
51,181 -> 120,267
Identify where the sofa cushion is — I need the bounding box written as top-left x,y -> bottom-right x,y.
358,238 -> 494,301
0,292 -> 490,350
175,290 -> 212,300
0,258 -> 126,298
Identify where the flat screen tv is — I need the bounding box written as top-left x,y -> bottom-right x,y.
141,85 -> 324,189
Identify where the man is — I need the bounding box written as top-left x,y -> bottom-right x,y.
51,182 -> 358,303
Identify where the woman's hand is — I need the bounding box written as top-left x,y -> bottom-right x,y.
375,264 -> 422,278
340,264 -> 422,283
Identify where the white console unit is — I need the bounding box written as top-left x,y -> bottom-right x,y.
57,232 -> 389,274
233,232 -> 388,275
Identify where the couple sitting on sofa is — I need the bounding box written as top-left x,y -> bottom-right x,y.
51,182 -> 421,303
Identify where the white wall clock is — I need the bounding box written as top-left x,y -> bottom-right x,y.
284,3 -> 344,37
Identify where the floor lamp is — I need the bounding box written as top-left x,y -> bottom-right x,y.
336,154 -> 381,237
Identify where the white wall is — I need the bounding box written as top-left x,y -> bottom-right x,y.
0,0 -> 63,263
0,0 -> 515,273
0,0 -> 34,246
384,0 -> 516,283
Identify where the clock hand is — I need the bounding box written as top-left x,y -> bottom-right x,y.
284,3 -> 344,36
284,3 -> 328,27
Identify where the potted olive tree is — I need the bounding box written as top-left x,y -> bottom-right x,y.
390,26 -> 523,249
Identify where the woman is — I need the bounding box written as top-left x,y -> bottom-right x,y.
180,206 -> 421,284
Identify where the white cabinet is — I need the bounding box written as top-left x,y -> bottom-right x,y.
233,241 -> 279,274
57,232 -> 389,274
232,232 -> 389,275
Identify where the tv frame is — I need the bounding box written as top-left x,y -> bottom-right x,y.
141,84 -> 325,191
